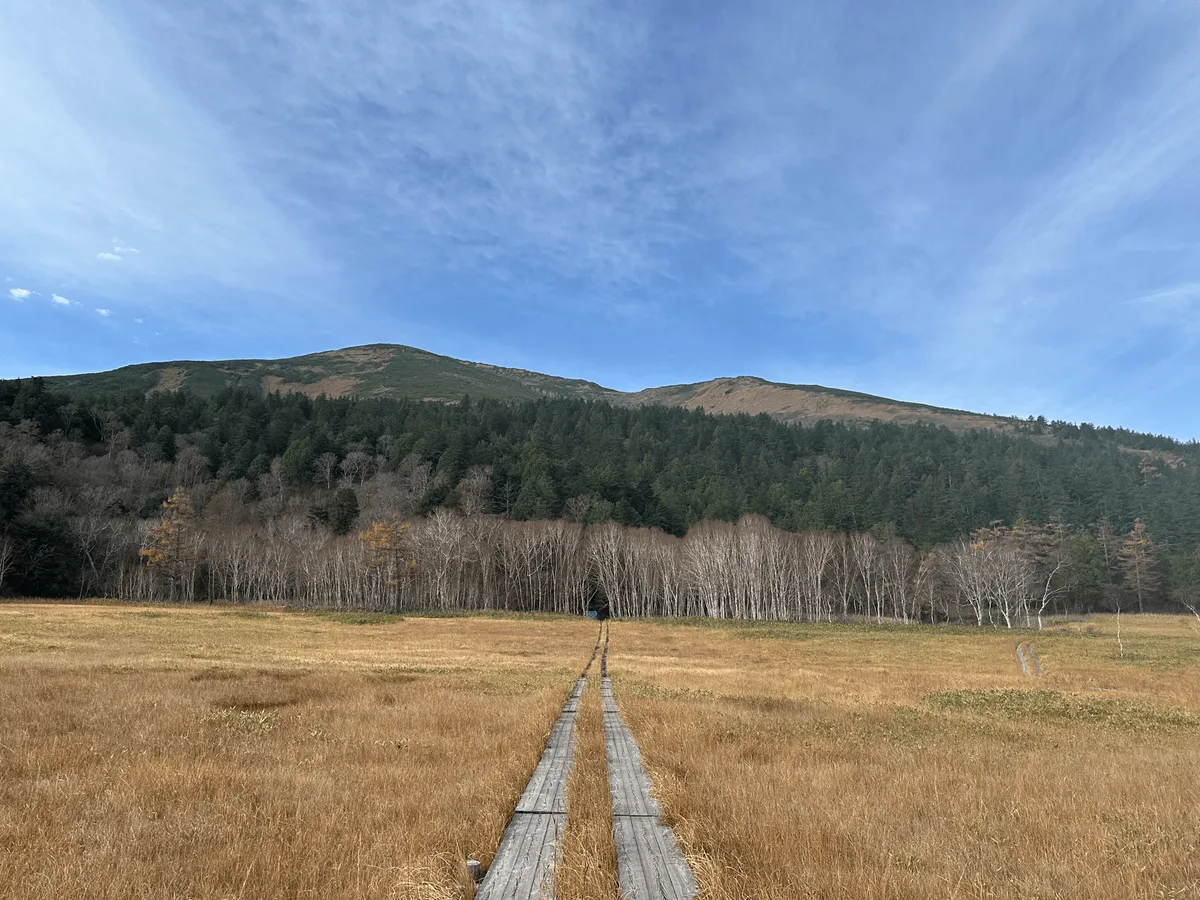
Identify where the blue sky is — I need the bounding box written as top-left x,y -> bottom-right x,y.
3,0 -> 1200,437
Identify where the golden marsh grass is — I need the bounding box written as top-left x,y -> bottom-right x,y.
0,603 -> 596,900
610,614 -> 1200,899
3,604 -> 1197,899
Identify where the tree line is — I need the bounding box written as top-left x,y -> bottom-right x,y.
1,376 -> 1199,619
100,500 -> 1200,627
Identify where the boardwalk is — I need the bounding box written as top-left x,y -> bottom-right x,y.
476,626 -> 696,900
475,631 -> 601,900
602,636 -> 698,900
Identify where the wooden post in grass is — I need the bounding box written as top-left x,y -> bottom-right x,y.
1026,643 -> 1042,676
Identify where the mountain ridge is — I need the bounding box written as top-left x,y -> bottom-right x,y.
40,342 -> 1016,432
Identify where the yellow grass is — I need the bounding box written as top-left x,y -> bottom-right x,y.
0,603 -> 596,900
610,614 -> 1200,899
4,604 -> 1198,899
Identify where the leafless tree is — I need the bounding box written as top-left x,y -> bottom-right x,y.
851,532 -> 882,623
89,410 -> 128,458
912,552 -> 946,623
313,453 -> 339,490
457,466 -> 493,516
942,541 -> 989,627
173,447 -> 211,491
340,450 -> 373,487
797,531 -> 836,621
880,539 -> 917,623
0,536 -> 13,593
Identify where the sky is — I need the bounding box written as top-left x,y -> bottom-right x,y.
2,0 -> 1200,438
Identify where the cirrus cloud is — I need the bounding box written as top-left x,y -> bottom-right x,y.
2,0 -> 1200,435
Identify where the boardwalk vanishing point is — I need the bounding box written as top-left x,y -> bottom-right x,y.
474,625 -> 697,900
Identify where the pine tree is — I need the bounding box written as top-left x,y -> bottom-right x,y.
328,488 -> 360,536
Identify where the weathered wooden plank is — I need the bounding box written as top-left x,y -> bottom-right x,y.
604,715 -> 660,817
475,812 -> 564,900
612,815 -> 698,900
602,673 -> 697,900
601,678 -> 620,715
515,717 -> 575,813
477,675 -> 588,898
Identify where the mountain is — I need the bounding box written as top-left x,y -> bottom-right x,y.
7,348 -> 1198,605
42,343 -> 1011,431
43,344 -> 617,404
624,377 -> 1007,431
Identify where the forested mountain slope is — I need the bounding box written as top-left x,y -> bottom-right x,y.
44,343 -> 1011,431
2,376 -> 1198,611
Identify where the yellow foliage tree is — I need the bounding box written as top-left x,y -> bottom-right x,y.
140,491 -> 199,600
359,521 -> 412,556
359,521 -> 416,610
1118,518 -> 1159,613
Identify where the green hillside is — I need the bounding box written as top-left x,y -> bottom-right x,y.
46,344 -> 620,405
43,343 -> 1021,432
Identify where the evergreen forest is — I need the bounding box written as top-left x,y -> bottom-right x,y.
2,377 -> 1198,621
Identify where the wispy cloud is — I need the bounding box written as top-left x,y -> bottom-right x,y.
135,0 -> 679,300
1131,282 -> 1200,309
9,287 -> 31,301
2,0 -> 1199,434
96,308 -> 112,317
0,0 -> 322,308
51,293 -> 74,307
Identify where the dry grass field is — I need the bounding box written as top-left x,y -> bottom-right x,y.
3,605 -> 1197,900
0,603 -> 596,900
610,614 -> 1200,900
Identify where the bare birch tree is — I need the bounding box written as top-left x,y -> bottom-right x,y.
0,536 -> 12,593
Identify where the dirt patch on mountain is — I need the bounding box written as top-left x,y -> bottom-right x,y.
260,375 -> 360,399
1120,446 -> 1186,471
148,367 -> 189,395
322,346 -> 400,367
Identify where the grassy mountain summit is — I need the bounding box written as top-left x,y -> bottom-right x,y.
44,342 -> 1011,430
624,376 -> 1008,431
45,344 -> 619,404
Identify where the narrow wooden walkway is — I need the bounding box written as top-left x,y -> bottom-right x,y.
601,635 -> 698,900
475,630 -> 601,900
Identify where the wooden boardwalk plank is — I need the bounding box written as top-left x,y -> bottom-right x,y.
604,713 -> 660,817
475,812 -> 564,900
613,816 -> 698,900
515,717 -> 575,814
477,647 -> 599,900
602,673 -> 698,900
